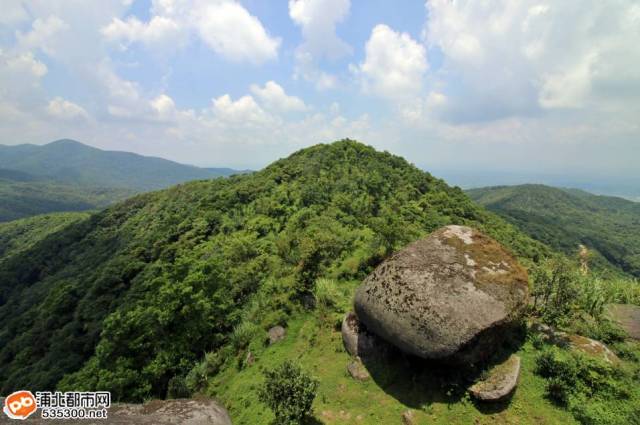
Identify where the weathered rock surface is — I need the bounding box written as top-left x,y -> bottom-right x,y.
354,225 -> 529,363
605,304 -> 640,340
468,354 -> 521,402
347,358 -> 370,381
0,398 -> 232,425
267,325 -> 286,345
532,322 -> 620,364
341,311 -> 378,358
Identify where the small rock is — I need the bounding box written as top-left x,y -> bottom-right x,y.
268,325 -> 286,345
402,409 -> 417,425
469,354 -> 521,402
347,358 -> 370,381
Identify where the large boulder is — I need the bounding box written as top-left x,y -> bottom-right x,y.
354,225 -> 528,364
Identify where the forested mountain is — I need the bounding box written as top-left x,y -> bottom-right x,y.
467,184 -> 640,277
0,140 -> 246,221
0,140 -> 548,401
0,139 -> 242,191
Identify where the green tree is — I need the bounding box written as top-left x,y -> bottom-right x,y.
258,361 -> 319,425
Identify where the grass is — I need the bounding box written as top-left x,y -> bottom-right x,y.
206,309 -> 578,424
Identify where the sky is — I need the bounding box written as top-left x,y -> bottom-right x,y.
0,0 -> 639,187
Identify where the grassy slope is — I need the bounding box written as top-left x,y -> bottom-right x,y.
209,312 -> 577,425
467,184 -> 640,277
0,211 -> 89,261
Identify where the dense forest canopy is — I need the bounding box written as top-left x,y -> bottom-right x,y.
467,184 -> 640,278
0,140 -> 549,401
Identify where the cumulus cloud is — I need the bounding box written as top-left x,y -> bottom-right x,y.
289,0 -> 351,59
102,16 -> 181,49
354,24 -> 427,100
424,0 -> 640,122
46,97 -> 89,120
212,94 -> 271,125
102,0 -> 280,64
250,81 -> 307,112
289,0 -> 351,90
16,16 -> 70,56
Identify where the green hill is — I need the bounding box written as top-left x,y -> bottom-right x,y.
466,184 -> 640,278
0,139 -> 242,191
0,140 -> 548,400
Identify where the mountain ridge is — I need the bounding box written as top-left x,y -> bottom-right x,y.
0,139 -> 245,191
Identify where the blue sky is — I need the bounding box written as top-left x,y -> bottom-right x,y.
0,0 -> 639,188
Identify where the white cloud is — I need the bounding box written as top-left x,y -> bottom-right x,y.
212,94 -> 271,124
16,16 -> 70,56
150,94 -> 177,120
196,1 -> 280,64
355,25 -> 427,100
47,97 -> 89,120
102,0 -> 280,64
289,0 -> 351,60
102,16 -> 181,48
250,81 -> 306,112
424,0 -> 640,122
2,51 -> 48,79
289,0 -> 351,90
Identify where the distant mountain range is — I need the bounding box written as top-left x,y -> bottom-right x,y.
467,184 -> 640,277
0,139 -> 247,221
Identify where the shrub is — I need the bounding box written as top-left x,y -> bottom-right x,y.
166,375 -> 190,399
531,258 -> 579,326
534,347 -> 639,423
258,360 -> 319,425
313,278 -> 340,311
230,321 -> 260,351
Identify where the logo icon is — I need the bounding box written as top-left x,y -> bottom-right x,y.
3,391 -> 37,420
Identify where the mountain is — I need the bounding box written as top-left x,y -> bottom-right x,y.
467,184 -> 640,277
0,140 -> 549,402
0,140 -> 247,221
0,139 -> 243,191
